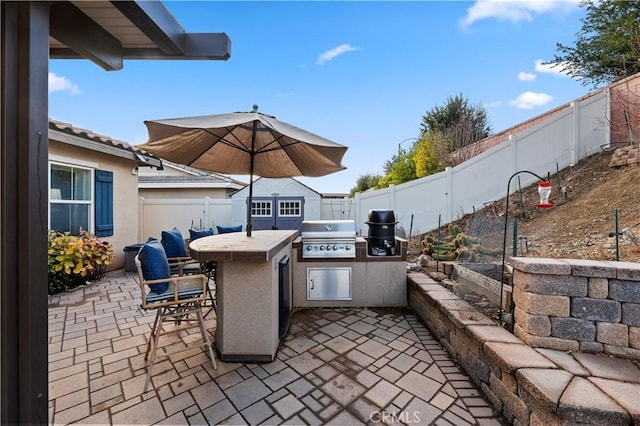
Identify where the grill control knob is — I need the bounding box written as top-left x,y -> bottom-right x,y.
333,245 -> 338,250
306,245 -> 312,251
319,245 -> 325,250
345,245 -> 351,250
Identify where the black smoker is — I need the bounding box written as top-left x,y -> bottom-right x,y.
366,209 -> 398,256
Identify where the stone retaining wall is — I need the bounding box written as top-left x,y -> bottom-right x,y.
511,258 -> 640,360
408,272 -> 638,425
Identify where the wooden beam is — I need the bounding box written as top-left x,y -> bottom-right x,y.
49,2 -> 123,71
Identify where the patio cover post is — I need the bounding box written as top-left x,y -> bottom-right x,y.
1,2 -> 50,424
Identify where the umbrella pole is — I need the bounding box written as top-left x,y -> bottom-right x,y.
246,120 -> 258,237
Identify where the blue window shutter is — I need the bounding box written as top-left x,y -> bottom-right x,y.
95,170 -> 113,237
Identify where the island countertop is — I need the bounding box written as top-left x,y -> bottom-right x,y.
189,230 -> 298,262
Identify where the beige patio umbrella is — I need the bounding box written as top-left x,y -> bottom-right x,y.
138,105 -> 348,236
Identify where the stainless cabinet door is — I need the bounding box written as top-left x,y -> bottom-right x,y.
307,267 -> 352,300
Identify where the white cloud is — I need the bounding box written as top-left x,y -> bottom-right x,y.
317,44 -> 360,65
48,72 -> 81,94
518,71 -> 537,81
509,91 -> 553,109
461,0 -> 579,27
484,100 -> 503,108
534,59 -> 572,77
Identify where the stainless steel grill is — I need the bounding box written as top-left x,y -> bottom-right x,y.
301,220 -> 356,258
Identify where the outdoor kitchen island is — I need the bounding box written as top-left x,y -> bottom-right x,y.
291,220 -> 408,308
189,230 -> 298,362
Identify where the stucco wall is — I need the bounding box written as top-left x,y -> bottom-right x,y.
49,141 -> 139,270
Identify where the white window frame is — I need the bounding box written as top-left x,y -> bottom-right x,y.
251,200 -> 272,217
278,200 -> 302,217
48,161 -> 95,234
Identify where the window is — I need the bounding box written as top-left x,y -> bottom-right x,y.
49,163 -> 113,237
251,200 -> 272,217
49,163 -> 92,235
279,200 -> 301,217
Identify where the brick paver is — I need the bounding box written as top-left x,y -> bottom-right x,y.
48,270 -> 507,425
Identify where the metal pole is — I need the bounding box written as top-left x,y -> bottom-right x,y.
512,219 -> 518,257
500,170 -> 548,323
436,214 -> 441,275
246,120 -> 258,237
517,176 -> 525,219
615,209 -> 620,261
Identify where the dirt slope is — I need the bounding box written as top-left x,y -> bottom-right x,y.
417,148 -> 640,264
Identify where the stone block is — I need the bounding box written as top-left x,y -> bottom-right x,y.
464,351 -> 490,386
579,341 -> 604,354
550,317 -> 596,340
445,308 -> 495,329
511,258 -> 571,275
489,371 -> 531,424
515,272 -> 587,296
514,307 -> 551,337
466,325 -> 523,346
608,280 -> 640,303
603,344 -> 640,360
562,259 -> 617,278
529,410 -> 563,426
513,287 -> 570,317
571,298 -> 622,322
558,377 -> 631,425
516,368 -> 572,412
587,277 -> 609,299
596,322 -> 629,346
572,352 -> 640,381
484,342 -> 557,374
589,377 -> 640,425
534,348 -> 590,376
480,382 -> 503,413
514,324 -> 580,351
622,303 -> 640,326
603,261 -> 640,281
630,326 -> 640,349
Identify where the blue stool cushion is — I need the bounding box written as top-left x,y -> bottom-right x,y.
161,227 -> 187,258
189,228 -> 214,241
138,240 -> 170,293
217,225 -> 242,234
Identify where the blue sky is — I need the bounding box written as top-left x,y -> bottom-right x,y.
49,0 -> 589,194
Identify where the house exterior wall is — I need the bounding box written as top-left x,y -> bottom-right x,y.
49,141 -> 139,270
231,178 -> 323,225
138,187 -> 234,199
609,73 -> 640,145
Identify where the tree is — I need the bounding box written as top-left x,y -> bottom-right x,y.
414,132 -> 449,177
419,94 -> 492,167
549,0 -> 640,88
376,148 -> 417,189
349,173 -> 382,197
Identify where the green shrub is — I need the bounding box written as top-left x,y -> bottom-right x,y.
47,230 -> 114,295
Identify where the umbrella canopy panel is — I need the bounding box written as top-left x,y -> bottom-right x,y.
142,112 -> 347,178
138,108 -> 348,237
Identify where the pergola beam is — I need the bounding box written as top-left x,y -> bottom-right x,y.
49,1 -> 124,71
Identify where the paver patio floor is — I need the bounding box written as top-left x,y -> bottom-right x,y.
48,270 -> 506,425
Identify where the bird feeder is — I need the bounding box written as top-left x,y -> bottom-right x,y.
534,181 -> 553,208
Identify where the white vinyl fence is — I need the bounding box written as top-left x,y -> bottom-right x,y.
139,197 -> 233,241
139,91 -> 609,240
354,91 -> 610,237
